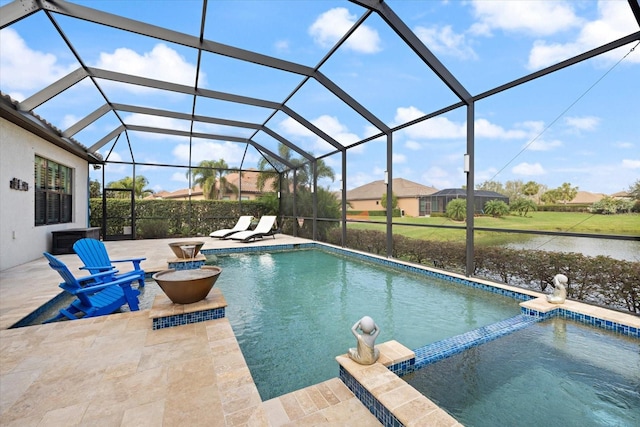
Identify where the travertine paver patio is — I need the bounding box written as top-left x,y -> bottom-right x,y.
2,236 -> 637,426
0,236 -> 387,426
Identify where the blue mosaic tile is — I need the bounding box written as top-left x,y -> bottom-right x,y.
520,306 -> 639,339
152,307 -> 225,330
339,366 -> 403,427
317,244 -> 534,302
167,259 -> 206,270
405,315 -> 539,373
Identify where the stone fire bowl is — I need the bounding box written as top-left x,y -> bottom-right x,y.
168,241 -> 205,259
152,266 -> 222,304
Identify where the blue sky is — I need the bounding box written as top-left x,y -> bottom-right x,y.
1,0 -> 638,195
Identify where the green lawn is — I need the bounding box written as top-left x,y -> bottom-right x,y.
347,212 -> 640,245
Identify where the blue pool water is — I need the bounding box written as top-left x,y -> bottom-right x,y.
212,249 -> 521,400
403,317 -> 640,427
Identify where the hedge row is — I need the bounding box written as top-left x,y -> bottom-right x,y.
346,209 -> 401,217
324,228 -> 639,314
89,198 -> 270,238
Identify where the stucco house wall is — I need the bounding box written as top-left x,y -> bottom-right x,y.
347,198 -> 418,217
0,118 -> 89,270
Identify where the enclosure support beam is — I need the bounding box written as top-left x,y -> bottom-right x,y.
386,132 -> 393,258
341,151 -> 347,247
465,102 -> 475,277
0,0 -> 39,29
278,173 -> 284,232
312,161 -> 318,241
292,171 -> 298,237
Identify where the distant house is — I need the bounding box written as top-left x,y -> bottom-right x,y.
344,178 -> 438,217
427,189 -> 509,215
146,169 -> 275,201
567,191 -> 606,204
610,190 -> 632,200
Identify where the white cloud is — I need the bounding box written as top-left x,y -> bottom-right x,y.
421,166 -> 454,189
392,153 -> 407,164
396,107 -> 533,140
309,8 -> 381,53
475,167 -> 499,184
525,138 -> 563,151
470,0 -> 582,37
100,151 -> 126,173
512,162 -> 546,176
527,1 -> 639,69
61,114 -> 82,130
279,115 -> 360,153
621,159 -> 640,169
614,141 -> 634,149
347,171 -> 378,190
362,125 -> 385,141
475,118 -> 529,139
279,116 -> 317,138
172,141 -> 253,166
94,43 -> 204,88
0,28 -> 76,97
312,115 -> 360,146
274,40 -> 290,53
564,116 -> 600,132
396,107 -> 466,139
404,140 -> 422,151
171,172 -> 189,184
414,25 -> 477,60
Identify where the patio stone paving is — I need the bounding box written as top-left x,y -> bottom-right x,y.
0,236 -> 383,426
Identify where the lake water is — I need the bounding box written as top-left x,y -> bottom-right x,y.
503,235 -> 640,262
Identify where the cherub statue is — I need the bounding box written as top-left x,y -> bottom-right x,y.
348,316 -> 380,365
547,274 -> 568,304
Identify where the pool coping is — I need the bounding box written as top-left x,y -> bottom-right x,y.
336,341 -> 460,427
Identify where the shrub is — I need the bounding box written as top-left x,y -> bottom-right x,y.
446,199 -> 466,221
328,229 -> 640,314
137,219 -> 169,239
484,200 -> 510,218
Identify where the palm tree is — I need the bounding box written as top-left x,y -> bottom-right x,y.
256,145 -> 335,192
106,176 -> 154,199
189,159 -> 238,200
556,182 -> 579,205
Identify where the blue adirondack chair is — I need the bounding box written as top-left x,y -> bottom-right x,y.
43,252 -> 140,322
73,238 -> 146,288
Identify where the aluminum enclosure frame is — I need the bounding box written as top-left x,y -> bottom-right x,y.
1,0 -> 639,276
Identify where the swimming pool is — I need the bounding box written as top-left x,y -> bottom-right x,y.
403,317 -> 640,426
211,249 -> 522,400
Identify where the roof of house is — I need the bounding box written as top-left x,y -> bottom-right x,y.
568,191 -> 606,204
345,178 -> 438,201
430,188 -> 508,198
144,169 -> 276,199
610,190 -> 631,198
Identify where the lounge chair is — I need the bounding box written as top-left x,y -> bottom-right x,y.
73,238 -> 146,288
209,215 -> 253,239
227,215 -> 278,242
42,252 -> 140,322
